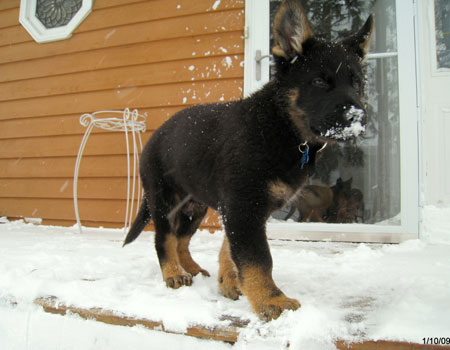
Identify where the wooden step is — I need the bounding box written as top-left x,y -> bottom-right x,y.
33,297 -> 450,349
34,296 -> 246,343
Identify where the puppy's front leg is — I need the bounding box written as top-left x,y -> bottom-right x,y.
223,213 -> 300,321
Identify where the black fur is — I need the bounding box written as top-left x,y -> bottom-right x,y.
123,0 -> 373,320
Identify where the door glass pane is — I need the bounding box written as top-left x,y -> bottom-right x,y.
269,0 -> 401,225
435,0 -> 450,69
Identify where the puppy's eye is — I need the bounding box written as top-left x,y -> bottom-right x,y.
312,77 -> 328,89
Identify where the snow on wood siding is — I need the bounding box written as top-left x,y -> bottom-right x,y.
0,0 -> 244,229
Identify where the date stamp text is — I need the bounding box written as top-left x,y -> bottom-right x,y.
422,337 -> 450,345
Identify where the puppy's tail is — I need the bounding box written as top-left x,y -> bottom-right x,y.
123,197 -> 151,247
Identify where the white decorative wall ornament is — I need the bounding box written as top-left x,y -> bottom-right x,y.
19,0 -> 93,43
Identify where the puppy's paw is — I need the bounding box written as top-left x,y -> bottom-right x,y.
185,265 -> 210,277
164,271 -> 193,289
162,264 -> 193,289
197,268 -> 211,277
256,295 -> 301,321
218,271 -> 242,300
178,252 -> 210,277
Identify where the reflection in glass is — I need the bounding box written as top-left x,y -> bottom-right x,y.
269,0 -> 401,225
435,0 -> 450,69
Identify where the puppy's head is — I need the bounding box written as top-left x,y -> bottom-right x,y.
272,0 -> 374,142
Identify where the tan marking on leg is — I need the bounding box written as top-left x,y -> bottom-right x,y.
218,236 -> 242,300
268,180 -> 294,203
268,180 -> 305,210
240,266 -> 300,321
160,234 -> 192,289
177,235 -> 210,277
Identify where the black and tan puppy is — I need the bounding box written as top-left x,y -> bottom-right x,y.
123,0 -> 373,321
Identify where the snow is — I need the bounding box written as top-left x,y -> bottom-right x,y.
104,29 -> 116,41
1,210 -> 450,349
421,205 -> 450,245
222,56 -> 233,69
324,106 -> 366,140
0,305 -> 230,350
212,0 -> 221,11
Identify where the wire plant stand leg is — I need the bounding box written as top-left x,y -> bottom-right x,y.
123,109 -> 131,236
73,118 -> 95,234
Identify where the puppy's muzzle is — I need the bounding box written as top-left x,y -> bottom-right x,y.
343,104 -> 367,125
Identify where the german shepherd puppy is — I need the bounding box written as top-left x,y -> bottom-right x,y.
124,0 -> 373,321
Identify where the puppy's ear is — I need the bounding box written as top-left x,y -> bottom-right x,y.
341,14 -> 374,60
272,0 -> 313,59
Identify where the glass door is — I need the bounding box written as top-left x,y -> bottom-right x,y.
244,0 -> 419,242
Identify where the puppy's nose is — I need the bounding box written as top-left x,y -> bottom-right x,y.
343,105 -> 366,123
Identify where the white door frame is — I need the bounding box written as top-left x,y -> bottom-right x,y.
417,0 -> 450,210
243,0 -> 420,243
243,0 -> 270,97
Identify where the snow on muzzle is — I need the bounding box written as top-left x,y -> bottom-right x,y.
322,105 -> 366,141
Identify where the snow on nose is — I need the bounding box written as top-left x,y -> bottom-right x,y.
323,105 -> 366,140
344,105 -> 365,123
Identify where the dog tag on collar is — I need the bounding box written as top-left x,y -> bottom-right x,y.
298,142 -> 310,169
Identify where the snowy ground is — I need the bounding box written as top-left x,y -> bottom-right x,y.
0,209 -> 449,350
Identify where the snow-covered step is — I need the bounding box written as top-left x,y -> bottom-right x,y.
33,297 -> 450,350
34,296 -> 245,343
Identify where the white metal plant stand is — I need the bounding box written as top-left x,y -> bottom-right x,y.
73,108 -> 147,234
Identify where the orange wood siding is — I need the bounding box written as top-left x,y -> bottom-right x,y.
0,0 -> 245,230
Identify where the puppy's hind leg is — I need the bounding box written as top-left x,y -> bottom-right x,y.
218,235 -> 242,300
153,191 -> 193,289
173,199 -> 210,277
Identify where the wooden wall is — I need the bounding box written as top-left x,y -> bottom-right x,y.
0,0 -> 245,230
